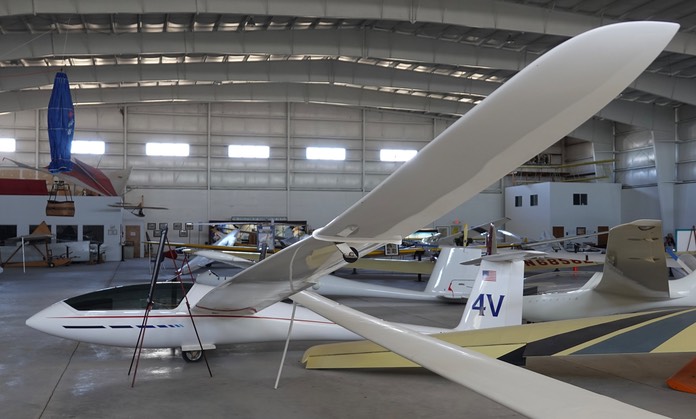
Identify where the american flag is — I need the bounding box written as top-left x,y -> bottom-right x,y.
482,270 -> 497,282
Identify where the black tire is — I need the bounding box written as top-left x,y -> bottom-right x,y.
182,350 -> 203,362
342,246 -> 359,263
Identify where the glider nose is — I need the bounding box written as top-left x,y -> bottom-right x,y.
26,303 -> 64,336
26,307 -> 49,332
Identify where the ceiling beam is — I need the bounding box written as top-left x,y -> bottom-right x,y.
0,61 -> 499,97
1,0 -> 694,55
0,29 -> 536,71
0,81 -> 673,130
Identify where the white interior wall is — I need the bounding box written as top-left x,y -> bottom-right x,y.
504,183 -> 552,241
505,182 -> 620,241
0,196 -> 122,261
548,183 -> 621,237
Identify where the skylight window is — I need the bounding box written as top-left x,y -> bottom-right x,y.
306,147 -> 346,161
72,140 -> 105,155
146,142 -> 189,157
228,145 -> 270,159
380,149 -> 417,162
0,138 -> 15,152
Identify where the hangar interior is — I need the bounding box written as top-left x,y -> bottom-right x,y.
1,1 -> 696,418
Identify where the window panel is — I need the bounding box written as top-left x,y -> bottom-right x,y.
228,145 -> 270,158
72,140 -> 105,155
0,138 -> 15,152
146,142 -> 190,157
306,147 -> 346,161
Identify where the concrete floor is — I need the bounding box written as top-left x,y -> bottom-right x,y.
1,259 -> 695,418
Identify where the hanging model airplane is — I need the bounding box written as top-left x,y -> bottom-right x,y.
3,157 -> 130,197
25,21 -> 679,418
108,195 -> 168,217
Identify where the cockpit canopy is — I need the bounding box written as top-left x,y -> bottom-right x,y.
65,282 -> 193,311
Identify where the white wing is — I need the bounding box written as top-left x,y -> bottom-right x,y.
194,21 -> 678,315
292,291 -> 667,419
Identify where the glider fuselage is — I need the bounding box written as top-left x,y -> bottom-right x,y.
25,282 -> 361,349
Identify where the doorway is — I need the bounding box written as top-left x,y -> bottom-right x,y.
597,226 -> 609,248
125,225 -> 141,258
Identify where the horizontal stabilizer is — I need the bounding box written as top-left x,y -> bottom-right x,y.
596,220 -> 670,298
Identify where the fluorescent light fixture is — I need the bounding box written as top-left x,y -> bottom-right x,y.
228,145 -> 270,158
72,140 -> 105,155
0,138 -> 15,152
306,147 -> 346,161
380,149 -> 417,162
146,142 -> 190,157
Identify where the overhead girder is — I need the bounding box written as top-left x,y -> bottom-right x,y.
0,80 -> 672,131
3,29 -> 690,106
0,30 -> 535,71
630,73 -> 696,108
0,82 -> 478,115
597,100 -> 674,133
0,61 -> 499,98
1,0 -> 694,55
567,118 -> 614,145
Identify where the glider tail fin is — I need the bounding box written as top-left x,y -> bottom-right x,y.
455,251 -> 543,331
423,247 -> 481,299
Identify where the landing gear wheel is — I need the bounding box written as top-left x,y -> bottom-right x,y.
182,350 -> 203,362
342,247 -> 359,263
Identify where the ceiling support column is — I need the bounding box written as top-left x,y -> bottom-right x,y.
654,110 -> 678,235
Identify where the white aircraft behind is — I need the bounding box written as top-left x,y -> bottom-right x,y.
199,246 -> 481,302
523,219 -> 696,322
175,229 -> 242,275
311,247 -> 481,301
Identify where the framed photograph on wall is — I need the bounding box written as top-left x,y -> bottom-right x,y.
173,222 -> 182,231
576,227 -> 586,235
153,229 -> 161,237
179,230 -> 188,237
147,222 -> 156,230
158,223 -> 168,230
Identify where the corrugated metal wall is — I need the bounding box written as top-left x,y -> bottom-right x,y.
0,102 -> 453,193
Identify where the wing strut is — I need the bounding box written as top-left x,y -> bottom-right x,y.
273,301 -> 298,389
273,244 -> 304,388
